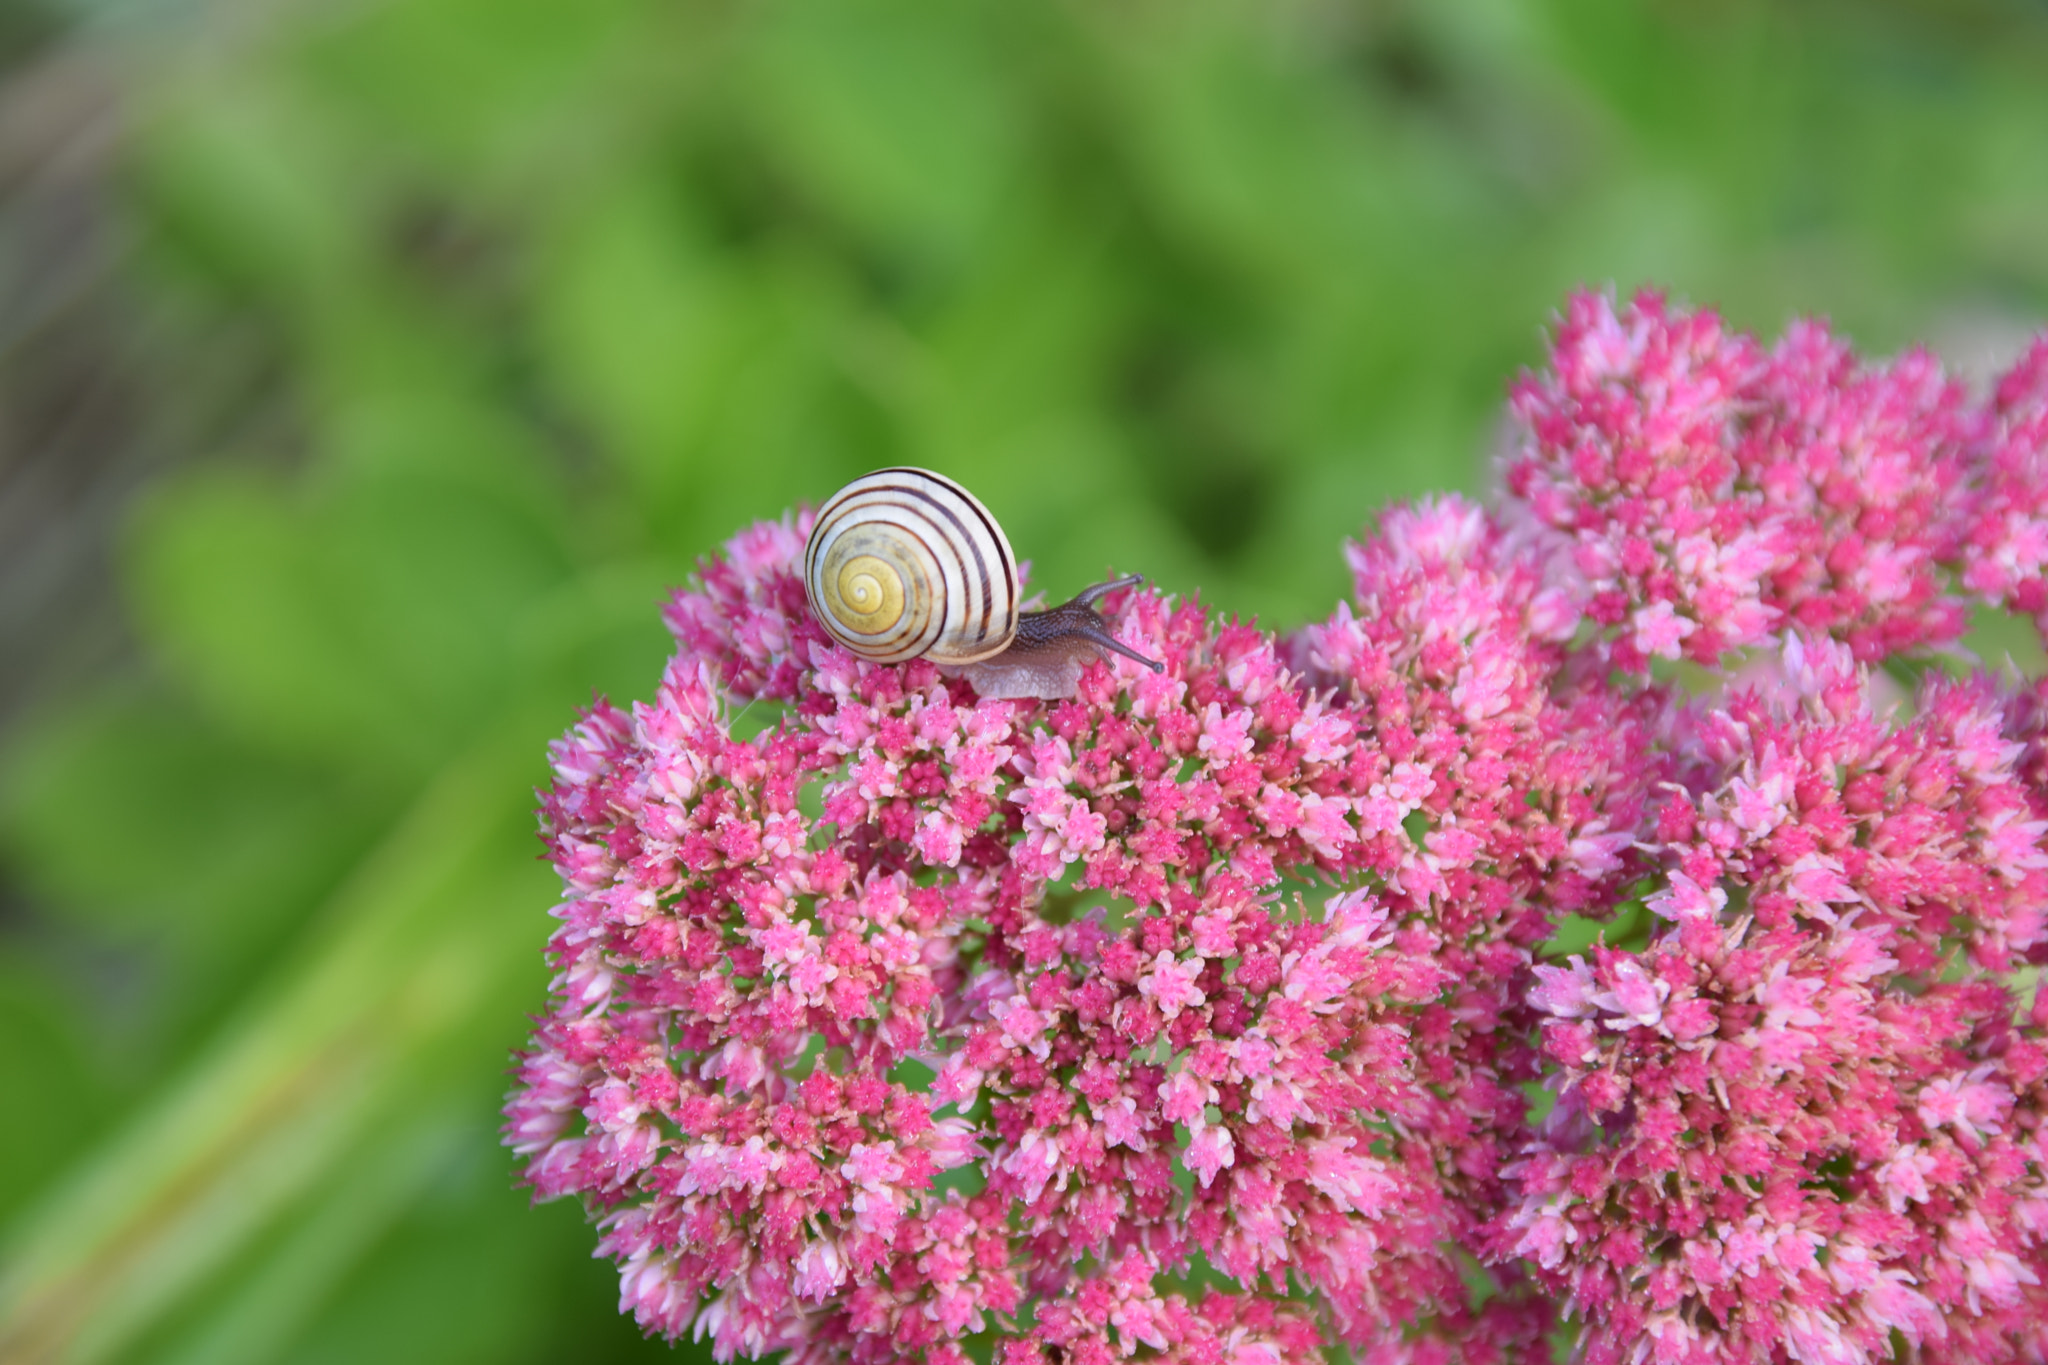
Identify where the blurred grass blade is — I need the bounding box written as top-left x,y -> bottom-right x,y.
0,740 -> 543,1365
150,1116 -> 473,1365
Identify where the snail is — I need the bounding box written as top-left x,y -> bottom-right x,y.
803,467 -> 1164,700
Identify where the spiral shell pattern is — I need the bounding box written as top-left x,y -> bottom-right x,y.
803,468 -> 1019,665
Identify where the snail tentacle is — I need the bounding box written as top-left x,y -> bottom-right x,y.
1060,621 -> 1165,673
1011,577 -> 1164,673
1067,573 -> 1146,610
963,578 -> 1164,700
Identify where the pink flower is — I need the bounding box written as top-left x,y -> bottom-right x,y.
1963,338 -> 2048,629
1494,636 -> 2048,1363
1502,290 -> 1985,670
511,291 -> 2048,1365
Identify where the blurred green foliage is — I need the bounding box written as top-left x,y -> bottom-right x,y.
2,0 -> 2046,1361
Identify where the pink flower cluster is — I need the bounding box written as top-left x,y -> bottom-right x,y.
1501,638 -> 2048,1364
509,290 -> 2048,1364
1504,293 -> 1982,668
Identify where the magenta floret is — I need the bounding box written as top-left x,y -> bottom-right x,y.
1963,338 -> 2048,630
510,290 -> 2048,1364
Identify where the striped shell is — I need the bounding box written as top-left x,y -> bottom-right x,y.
803,468 -> 1020,665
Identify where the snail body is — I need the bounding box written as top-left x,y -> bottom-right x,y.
803,467 -> 1163,699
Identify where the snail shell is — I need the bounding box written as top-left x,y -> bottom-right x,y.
804,467 -> 1020,664
803,467 -> 1163,699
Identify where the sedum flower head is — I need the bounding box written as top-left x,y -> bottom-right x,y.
1498,637 -> 2048,1365
510,290 -> 2048,1364
1502,291 -> 1984,670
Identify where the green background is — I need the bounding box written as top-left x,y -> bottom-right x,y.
1,1 -> 2045,1361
